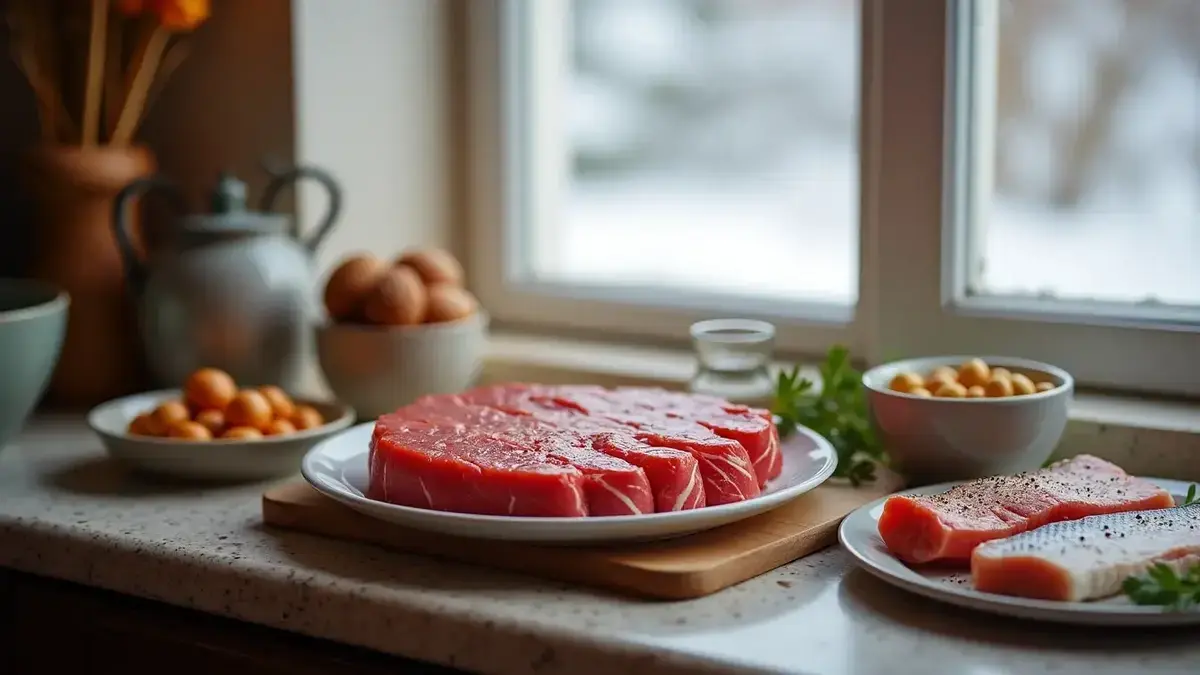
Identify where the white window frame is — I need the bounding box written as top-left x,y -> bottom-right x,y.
466,0 -> 1200,398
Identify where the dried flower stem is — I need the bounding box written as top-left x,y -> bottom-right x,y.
112,25 -> 169,146
83,0 -> 110,146
104,16 -> 125,140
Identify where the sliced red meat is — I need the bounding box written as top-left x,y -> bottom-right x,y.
522,388 -> 762,505
370,383 -> 781,515
612,387 -> 783,487
370,422 -> 586,517
384,399 -> 653,516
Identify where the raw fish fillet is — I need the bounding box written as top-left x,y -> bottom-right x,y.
972,501 -> 1199,601
877,455 -> 1175,564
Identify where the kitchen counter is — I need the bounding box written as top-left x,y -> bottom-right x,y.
2,415 -> 1197,675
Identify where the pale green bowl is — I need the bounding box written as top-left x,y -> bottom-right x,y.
0,279 -> 68,449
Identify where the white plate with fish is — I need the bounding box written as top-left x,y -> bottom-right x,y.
839,457 -> 1199,626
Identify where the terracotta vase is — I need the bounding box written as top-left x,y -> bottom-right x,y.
23,145 -> 156,408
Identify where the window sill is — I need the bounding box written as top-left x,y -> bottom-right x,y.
483,331 -> 1200,480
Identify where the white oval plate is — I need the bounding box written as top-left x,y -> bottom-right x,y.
89,389 -> 355,481
302,422 -> 837,544
839,478 -> 1200,626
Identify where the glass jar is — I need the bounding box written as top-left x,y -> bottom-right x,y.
688,318 -> 776,406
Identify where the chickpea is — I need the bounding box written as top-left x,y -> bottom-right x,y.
927,366 -> 958,391
889,372 -> 925,393
990,367 -> 1012,381
910,387 -> 933,398
958,358 -> 991,388
934,381 -> 968,398
967,385 -> 987,398
984,374 -> 1013,397
1011,373 -> 1037,396
1035,381 -> 1056,393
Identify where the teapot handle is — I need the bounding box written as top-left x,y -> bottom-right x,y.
259,164 -> 343,254
112,175 -> 188,297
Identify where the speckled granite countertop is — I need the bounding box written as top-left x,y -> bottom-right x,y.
2,416 -> 1198,675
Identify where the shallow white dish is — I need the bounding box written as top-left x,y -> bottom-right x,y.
89,389 -> 355,481
839,478 -> 1200,626
302,422 -> 837,544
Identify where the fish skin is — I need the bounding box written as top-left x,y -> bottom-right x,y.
971,502 -> 1200,602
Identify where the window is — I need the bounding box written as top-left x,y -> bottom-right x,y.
467,0 -> 1200,396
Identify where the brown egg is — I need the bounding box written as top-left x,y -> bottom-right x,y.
967,385 -> 987,398
290,404 -> 324,430
152,400 -> 191,432
224,389 -> 274,431
128,413 -> 157,436
957,358 -> 991,388
324,254 -> 389,321
1035,381 -> 1056,393
259,385 -> 296,420
933,381 -> 968,398
184,368 -> 237,412
265,419 -> 297,436
396,248 -> 464,287
364,265 -> 428,325
425,284 -> 478,323
1011,373 -> 1037,396
167,420 -> 213,441
194,409 -> 226,436
222,426 -> 263,440
888,372 -> 924,394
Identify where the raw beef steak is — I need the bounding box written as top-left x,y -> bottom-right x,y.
368,383 -> 783,517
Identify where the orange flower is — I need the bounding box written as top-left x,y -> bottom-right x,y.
154,0 -> 210,31
115,0 -> 150,15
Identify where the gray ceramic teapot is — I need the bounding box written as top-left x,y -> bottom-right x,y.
113,164 -> 342,391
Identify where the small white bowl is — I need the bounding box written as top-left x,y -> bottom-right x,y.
316,311 -> 489,420
88,389 -> 355,481
862,355 -> 1073,485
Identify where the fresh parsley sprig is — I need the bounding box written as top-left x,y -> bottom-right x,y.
1184,483 -> 1198,506
771,346 -> 884,487
1123,563 -> 1200,611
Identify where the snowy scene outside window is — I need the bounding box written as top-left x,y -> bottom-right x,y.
530,0 -> 1197,307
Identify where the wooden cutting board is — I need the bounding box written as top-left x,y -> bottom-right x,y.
262,473 -> 902,600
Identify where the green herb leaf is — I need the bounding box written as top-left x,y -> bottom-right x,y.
771,345 -> 885,487
1184,484 -> 1198,506
1123,562 -> 1200,611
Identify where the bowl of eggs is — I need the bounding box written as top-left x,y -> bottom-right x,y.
862,356 -> 1073,485
316,247 -> 488,419
88,367 -> 354,481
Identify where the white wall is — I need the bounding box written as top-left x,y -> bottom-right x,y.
291,0 -> 452,279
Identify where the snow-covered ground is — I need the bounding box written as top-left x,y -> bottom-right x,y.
546,149 -> 1200,306
538,0 -> 1199,308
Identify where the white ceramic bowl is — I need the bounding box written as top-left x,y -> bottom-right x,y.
862,355 -> 1073,485
88,389 -> 355,481
316,311 -> 489,420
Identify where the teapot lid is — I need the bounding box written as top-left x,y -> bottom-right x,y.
182,171 -> 286,234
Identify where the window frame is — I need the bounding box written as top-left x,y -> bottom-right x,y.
466,0 -> 1200,398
